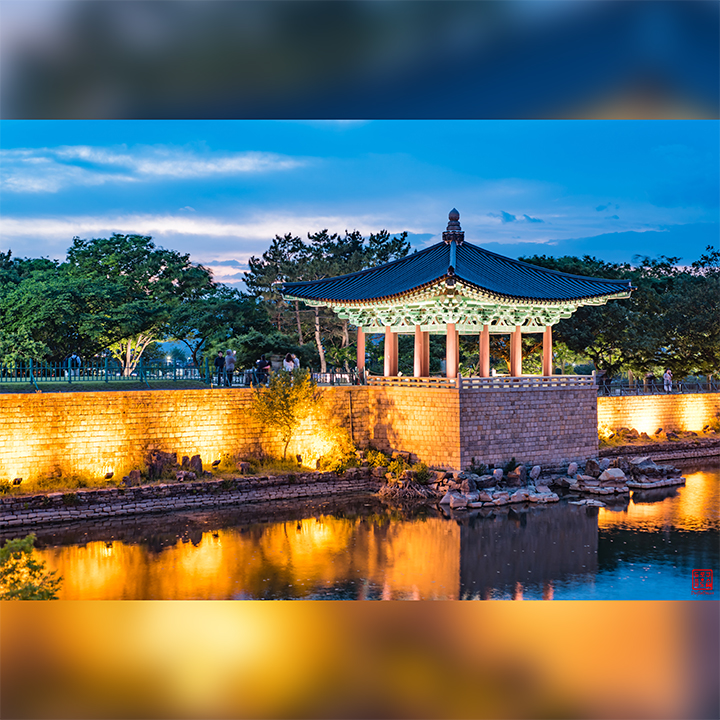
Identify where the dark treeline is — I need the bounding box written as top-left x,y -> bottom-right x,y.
1,233 -> 718,380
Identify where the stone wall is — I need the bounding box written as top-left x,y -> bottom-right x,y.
459,386 -> 598,467
597,394 -> 720,435
0,471 -> 382,528
2,384 -> 599,485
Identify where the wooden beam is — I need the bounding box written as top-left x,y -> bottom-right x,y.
446,323 -> 459,379
357,327 -> 365,371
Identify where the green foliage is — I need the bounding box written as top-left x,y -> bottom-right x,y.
502,457 -> 519,475
0,534 -> 62,600
0,481 -> 11,495
521,249 -> 720,379
412,462 -> 431,485
466,458 -> 489,475
317,427 -> 359,473
251,369 -> 321,459
365,449 -> 391,468
387,456 -> 409,480
244,229 -> 410,371
221,328 -> 315,370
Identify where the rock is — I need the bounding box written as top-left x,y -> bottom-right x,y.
392,450 -> 412,462
625,429 -> 640,440
181,455 -> 190,469
585,459 -> 602,477
666,431 -> 679,439
567,462 -> 578,476
238,462 -> 252,474
189,455 -> 203,475
475,474 -> 494,488
493,468 -> 504,482
510,489 -> 529,503
122,469 -> 142,486
460,477 -> 478,494
146,450 -> 178,479
439,492 -> 453,505
175,471 -> 197,481
465,490 -> 480,503
449,494 -> 468,509
478,491 -> 493,503
530,465 -> 541,481
599,468 -> 626,482
599,458 -> 611,471
372,466 -> 388,478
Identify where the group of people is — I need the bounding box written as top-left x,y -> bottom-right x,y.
214,350 -> 301,387
213,349 -> 237,387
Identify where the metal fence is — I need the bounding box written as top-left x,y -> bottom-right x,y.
596,378 -> 720,396
0,358 -> 209,389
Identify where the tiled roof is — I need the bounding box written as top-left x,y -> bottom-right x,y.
280,240 -> 632,304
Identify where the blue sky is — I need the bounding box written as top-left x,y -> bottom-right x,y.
1,120 -> 717,286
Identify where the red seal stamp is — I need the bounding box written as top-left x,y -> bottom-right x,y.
692,569 -> 713,594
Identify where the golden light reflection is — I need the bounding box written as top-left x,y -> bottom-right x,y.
1,602 -> 710,719
36,516 -> 460,600
598,468 -> 719,532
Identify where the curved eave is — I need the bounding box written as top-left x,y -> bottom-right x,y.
282,274 -> 633,307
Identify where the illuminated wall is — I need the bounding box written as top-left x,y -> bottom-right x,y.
8,387 -> 710,485
597,394 -> 720,436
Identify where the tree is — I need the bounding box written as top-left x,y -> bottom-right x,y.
245,229 -> 410,371
168,286 -> 272,368
251,369 -> 321,460
0,534 -> 62,600
66,234 -> 216,374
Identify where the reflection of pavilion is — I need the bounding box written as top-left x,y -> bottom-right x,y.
281,210 -> 632,379
458,506 -> 599,599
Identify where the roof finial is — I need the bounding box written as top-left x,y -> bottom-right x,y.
443,208 -> 464,245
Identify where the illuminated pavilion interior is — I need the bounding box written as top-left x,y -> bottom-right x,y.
281,210 -> 633,379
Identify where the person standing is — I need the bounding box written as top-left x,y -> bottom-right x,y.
663,368 -> 673,392
292,353 -> 300,371
214,350 -> 225,387
224,350 -> 236,387
67,353 -> 81,378
255,354 -> 271,385
283,353 -> 294,372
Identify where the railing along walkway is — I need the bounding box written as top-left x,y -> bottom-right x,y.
365,375 -> 593,390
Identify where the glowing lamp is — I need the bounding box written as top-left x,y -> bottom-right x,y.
105,472 -> 114,479
12,478 -> 22,485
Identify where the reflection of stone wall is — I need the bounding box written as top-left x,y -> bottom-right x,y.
459,386 -> 598,467
459,506 -> 598,597
598,394 -> 720,435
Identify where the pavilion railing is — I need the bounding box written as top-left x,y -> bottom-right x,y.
460,375 -> 595,390
366,376 -> 459,389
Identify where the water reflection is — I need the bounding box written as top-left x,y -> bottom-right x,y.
23,464 -> 720,600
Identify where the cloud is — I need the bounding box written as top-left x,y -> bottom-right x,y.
206,259 -> 244,267
522,214 -> 544,223
488,211 -> 518,223
607,215 -> 619,220
595,203 -> 609,211
0,145 -> 306,193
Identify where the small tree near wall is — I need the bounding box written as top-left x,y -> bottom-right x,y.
251,369 -> 321,460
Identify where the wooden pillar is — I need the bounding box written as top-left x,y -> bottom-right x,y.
446,323 -> 459,379
421,330 -> 430,377
510,326 -> 522,377
413,325 -> 424,377
542,325 -> 552,376
356,327 -> 365,371
479,325 -> 490,377
384,326 -> 398,376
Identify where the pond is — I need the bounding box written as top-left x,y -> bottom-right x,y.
22,460 -> 720,600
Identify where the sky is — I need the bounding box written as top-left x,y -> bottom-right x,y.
1,119 -> 718,287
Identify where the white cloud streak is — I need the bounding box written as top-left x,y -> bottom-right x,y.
0,145 -> 306,193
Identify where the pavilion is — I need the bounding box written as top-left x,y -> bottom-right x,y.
280,210 -> 633,380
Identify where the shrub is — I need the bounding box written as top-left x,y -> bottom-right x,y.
0,534 -> 62,600
366,449 -> 391,468
466,457 -> 488,475
317,427 -> 359,473
502,457 -> 519,475
387,457 -> 408,480
413,462 -> 431,485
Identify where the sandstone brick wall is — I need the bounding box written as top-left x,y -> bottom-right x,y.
459,386 -> 599,467
1,384 -> 597,485
597,394 -> 720,435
